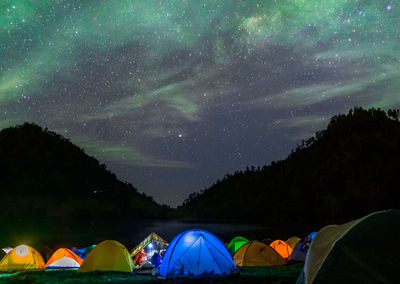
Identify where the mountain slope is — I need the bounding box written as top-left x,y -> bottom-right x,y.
180,108 -> 400,224
0,123 -> 166,226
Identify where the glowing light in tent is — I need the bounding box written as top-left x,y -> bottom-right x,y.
45,248 -> 83,268
130,233 -> 167,257
47,257 -> 81,268
269,240 -> 293,258
183,232 -> 196,246
15,245 -> 29,257
148,243 -> 153,249
160,229 -> 237,278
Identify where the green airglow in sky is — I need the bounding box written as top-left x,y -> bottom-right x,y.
1,0 -> 399,205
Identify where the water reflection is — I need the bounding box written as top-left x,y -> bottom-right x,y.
3,220 -> 312,250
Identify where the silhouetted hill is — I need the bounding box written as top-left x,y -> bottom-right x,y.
0,123 -> 168,231
180,107 -> 400,225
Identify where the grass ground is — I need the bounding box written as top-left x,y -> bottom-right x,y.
0,264 -> 303,283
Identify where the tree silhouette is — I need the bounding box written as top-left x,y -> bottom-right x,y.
0,123 -> 170,234
180,107 -> 400,226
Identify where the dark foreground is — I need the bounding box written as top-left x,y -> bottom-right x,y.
0,265 -> 303,283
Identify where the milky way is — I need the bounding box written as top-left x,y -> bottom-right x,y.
1,1 -> 399,206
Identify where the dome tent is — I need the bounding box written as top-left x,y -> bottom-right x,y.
160,229 -> 237,279
0,245 -> 45,270
130,232 -> 167,257
45,248 -> 83,268
286,236 -> 301,250
78,240 -> 133,273
227,236 -> 249,255
298,210 -> 400,284
1,247 -> 12,255
233,241 -> 287,266
269,240 -> 293,258
130,232 -> 168,267
289,232 -> 315,262
307,232 -> 317,239
70,244 -> 96,260
36,246 -> 53,263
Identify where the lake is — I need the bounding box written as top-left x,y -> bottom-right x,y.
1,220 -> 313,251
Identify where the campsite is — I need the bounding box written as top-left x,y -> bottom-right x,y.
0,210 -> 399,283
1,0 -> 400,282
0,108 -> 399,283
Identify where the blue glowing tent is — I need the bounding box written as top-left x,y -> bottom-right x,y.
159,229 -> 237,279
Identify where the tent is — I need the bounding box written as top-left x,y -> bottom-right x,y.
45,248 -> 83,268
71,245 -> 96,260
289,233 -> 315,262
289,238 -> 311,262
233,241 -> 287,266
0,245 -> 45,270
133,249 -> 146,267
78,240 -> 133,273
130,232 -> 168,267
131,232 -> 167,256
299,210 -> 400,284
307,232 -> 317,239
160,229 -> 237,279
269,240 -> 293,258
227,236 -> 249,255
286,236 -> 301,249
151,252 -> 162,267
36,246 -> 54,263
2,247 -> 12,255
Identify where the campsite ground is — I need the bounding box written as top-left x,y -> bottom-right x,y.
0,264 -> 303,283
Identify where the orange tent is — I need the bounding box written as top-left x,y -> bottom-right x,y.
0,245 -> 45,270
269,240 -> 293,258
233,241 -> 287,266
45,248 -> 83,268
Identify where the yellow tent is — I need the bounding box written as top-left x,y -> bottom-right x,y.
0,245 -> 45,270
78,240 -> 133,272
233,241 -> 287,266
286,236 -> 301,249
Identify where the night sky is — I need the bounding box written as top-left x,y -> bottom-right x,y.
1,1 -> 399,206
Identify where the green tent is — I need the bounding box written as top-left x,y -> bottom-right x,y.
227,236 -> 249,255
298,209 -> 400,283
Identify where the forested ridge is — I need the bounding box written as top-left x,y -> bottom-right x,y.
0,123 -> 168,229
180,107 -> 400,225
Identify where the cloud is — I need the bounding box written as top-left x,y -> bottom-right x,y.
269,114 -> 331,141
82,80 -> 199,120
271,115 -> 329,128
70,136 -> 195,169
